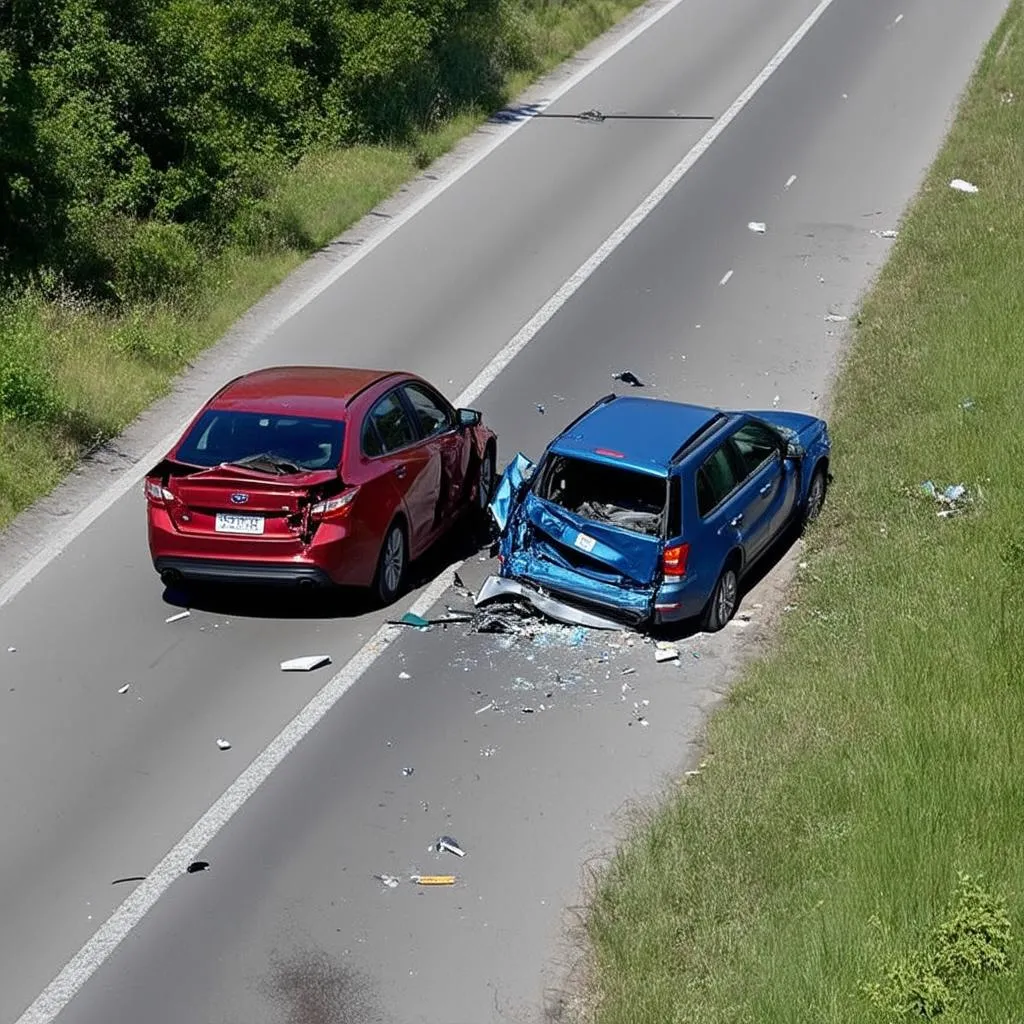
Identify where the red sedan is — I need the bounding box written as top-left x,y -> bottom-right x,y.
145,366 -> 498,604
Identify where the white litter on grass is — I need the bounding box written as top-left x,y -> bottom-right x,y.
165,611 -> 190,624
117,684 -> 131,695
784,174 -> 797,190
950,178 -> 979,193
824,313 -> 848,322
280,655 -> 332,672
398,671 -> 411,680
719,269 -> 734,286
748,221 -> 766,233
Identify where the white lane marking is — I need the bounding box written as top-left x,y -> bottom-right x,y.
0,0 -> 693,615
785,173 -> 798,189
14,2 -> 840,1020
719,269 -> 734,286
14,565 -> 463,1024
454,0 -> 837,409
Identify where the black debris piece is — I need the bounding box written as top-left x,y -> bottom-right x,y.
111,876 -> 147,885
186,860 -> 210,874
612,370 -> 645,387
577,108 -> 606,122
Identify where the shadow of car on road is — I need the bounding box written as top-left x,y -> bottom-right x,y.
158,521 -> 492,621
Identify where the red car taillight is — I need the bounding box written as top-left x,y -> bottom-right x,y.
310,488 -> 358,520
144,479 -> 174,504
662,542 -> 689,577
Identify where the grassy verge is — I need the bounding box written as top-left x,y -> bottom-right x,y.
582,4 -> 1024,1023
0,0 -> 644,529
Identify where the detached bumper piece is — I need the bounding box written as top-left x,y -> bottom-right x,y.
474,575 -> 622,631
154,557 -> 333,588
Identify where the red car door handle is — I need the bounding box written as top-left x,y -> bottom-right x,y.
395,465 -> 407,479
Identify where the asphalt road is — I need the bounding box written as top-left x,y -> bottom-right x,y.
0,0 -> 1009,1021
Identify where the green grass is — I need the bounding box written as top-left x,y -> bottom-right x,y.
581,4 -> 1024,1023
0,0 -> 646,528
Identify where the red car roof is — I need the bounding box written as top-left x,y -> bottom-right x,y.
208,366 -> 402,417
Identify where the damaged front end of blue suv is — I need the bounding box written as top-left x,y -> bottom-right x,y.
479,393 -> 831,633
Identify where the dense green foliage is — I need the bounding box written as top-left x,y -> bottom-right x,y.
0,0 -> 533,302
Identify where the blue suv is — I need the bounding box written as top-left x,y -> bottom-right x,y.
485,394 -> 831,631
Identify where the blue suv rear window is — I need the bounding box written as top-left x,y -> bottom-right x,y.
536,454 -> 667,537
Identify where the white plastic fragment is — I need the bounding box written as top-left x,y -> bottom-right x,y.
824,313 -> 848,322
165,610 -> 190,623
6,646 -> 15,653
402,766 -> 415,776
655,643 -> 679,663
474,702 -> 494,714
784,174 -> 797,190
747,221 -> 766,233
871,229 -> 899,239
118,683 -> 131,694
398,671 -> 411,680
719,269 -> 734,286
280,654 -> 332,672
216,738 -> 231,750
376,874 -> 401,889
950,178 -> 978,193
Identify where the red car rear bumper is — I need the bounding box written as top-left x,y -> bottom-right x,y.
147,508 -> 368,588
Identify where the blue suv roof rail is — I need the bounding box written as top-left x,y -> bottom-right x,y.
556,392 -> 619,438
668,411 -> 730,466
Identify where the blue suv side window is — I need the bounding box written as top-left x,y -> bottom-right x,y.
696,446 -> 739,517
730,421 -> 781,477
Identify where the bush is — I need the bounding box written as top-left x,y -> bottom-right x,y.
0,300 -> 61,424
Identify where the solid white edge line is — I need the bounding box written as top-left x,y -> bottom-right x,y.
0,0 -> 690,615
14,1 -> 838,1020
14,564 -> 462,1024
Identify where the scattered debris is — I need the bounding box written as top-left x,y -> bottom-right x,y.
950,178 -> 979,193
577,108 -> 606,123
871,229 -> 899,239
480,746 -> 497,757
375,874 -> 401,889
824,313 -> 848,322
772,395 -> 781,407
921,480 -> 970,517
960,398 -> 976,411
536,403 -> 546,415
410,875 -> 456,886
165,610 -> 190,624
394,612 -> 432,630
6,646 -> 15,653
784,174 -> 797,190
186,861 -> 210,874
655,643 -> 679,664
111,876 -> 147,885
402,766 -> 415,777
435,835 -> 466,857
719,269 -> 734,286
1001,90 -> 1015,104
621,666 -> 636,676
748,221 -> 766,233
280,655 -> 332,672
399,671 -> 412,680
216,738 -> 232,751
474,702 -> 494,714
117,683 -> 131,695
892,13 -> 904,25
612,370 -> 645,387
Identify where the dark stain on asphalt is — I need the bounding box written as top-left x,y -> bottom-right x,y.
262,948 -> 386,1024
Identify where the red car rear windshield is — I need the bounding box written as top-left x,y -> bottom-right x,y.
176,409 -> 346,471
